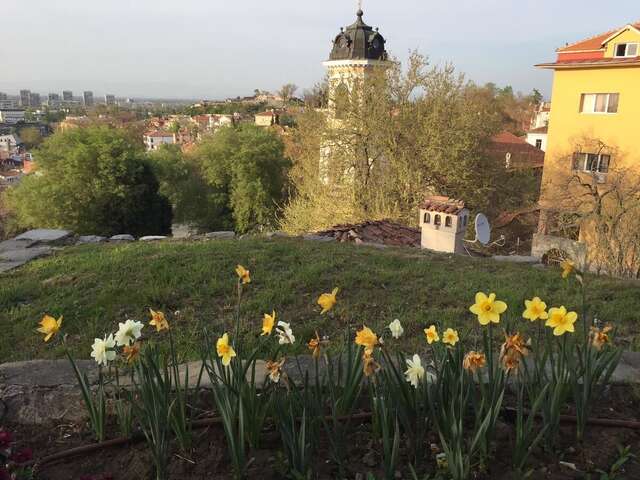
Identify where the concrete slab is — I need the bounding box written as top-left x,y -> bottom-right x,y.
0,261 -> 25,273
15,229 -> 72,244
205,231 -> 236,240
76,235 -> 107,244
109,234 -> 135,242
0,246 -> 52,263
139,236 -> 168,242
0,238 -> 37,253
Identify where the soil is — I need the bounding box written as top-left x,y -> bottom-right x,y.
4,386 -> 640,480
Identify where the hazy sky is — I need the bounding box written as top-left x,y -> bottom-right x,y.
1,0 -> 638,100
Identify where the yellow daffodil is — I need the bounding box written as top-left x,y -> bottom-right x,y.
424,325 -> 439,344
546,306 -> 578,336
262,311 -> 276,336
442,328 -> 459,347
123,342 -> 141,364
216,333 -> 237,367
362,349 -> 380,377
235,265 -> 251,284
317,287 -> 339,314
522,297 -> 549,322
590,324 -> 613,350
149,309 -> 169,332
463,351 -> 486,373
355,325 -> 378,353
37,314 -> 63,342
560,259 -> 575,279
469,292 -> 508,326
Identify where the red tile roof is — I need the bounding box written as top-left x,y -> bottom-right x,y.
558,23 -> 640,52
538,57 -> 640,69
316,220 -> 421,247
488,132 -> 545,169
420,196 -> 466,215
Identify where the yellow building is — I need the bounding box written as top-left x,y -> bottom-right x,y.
533,22 -> 640,273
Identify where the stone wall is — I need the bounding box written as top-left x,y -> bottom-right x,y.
531,233 -> 588,269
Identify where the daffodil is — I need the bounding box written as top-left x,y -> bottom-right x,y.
114,319 -> 144,346
37,314 -> 63,342
500,332 -> 529,372
276,321 -> 295,345
91,334 -> 117,367
318,287 -> 339,314
424,325 -> 439,344
522,297 -> 549,322
307,331 -> 323,358
355,325 -> 378,353
262,311 -> 276,336
442,328 -> 459,347
123,342 -> 141,364
388,319 -> 404,339
546,306 -> 578,336
561,259 -> 575,279
463,351 -> 486,373
469,292 -> 508,325
235,265 -> 251,284
590,324 -> 613,350
362,349 -> 380,377
266,358 -> 286,383
404,354 -> 425,388
216,333 -> 237,367
149,309 -> 169,332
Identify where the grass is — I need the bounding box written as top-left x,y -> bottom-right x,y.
1,237 -> 639,362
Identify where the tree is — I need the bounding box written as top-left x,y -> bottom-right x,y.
190,125 -> 290,233
4,126 -> 172,236
281,52 -> 505,233
278,84 -> 298,105
17,126 -> 43,149
303,80 -> 329,108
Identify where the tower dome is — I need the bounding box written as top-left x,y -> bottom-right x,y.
329,9 -> 388,61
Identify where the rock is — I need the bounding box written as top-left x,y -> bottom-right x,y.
0,261 -> 24,273
0,246 -> 52,263
139,236 -> 167,242
205,231 -> 236,240
14,229 -> 72,244
109,234 -> 135,242
303,234 -> 336,243
76,235 -> 107,244
0,238 -> 37,253
171,223 -> 196,239
493,255 -> 540,264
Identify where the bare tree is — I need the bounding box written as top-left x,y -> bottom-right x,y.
278,84 -> 298,106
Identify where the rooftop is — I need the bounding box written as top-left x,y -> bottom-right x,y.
328,9 -> 388,62
420,196 -> 467,215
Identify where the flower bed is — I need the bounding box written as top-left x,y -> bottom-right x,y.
8,261 -> 640,479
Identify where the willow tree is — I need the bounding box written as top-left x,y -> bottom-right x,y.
281,52 -> 504,233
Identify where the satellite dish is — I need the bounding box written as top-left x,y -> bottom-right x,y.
475,213 -> 491,246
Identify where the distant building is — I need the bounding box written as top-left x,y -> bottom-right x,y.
30,93 -> 41,108
63,90 -> 73,101
0,110 -> 26,125
0,99 -> 16,109
489,132 -> 545,170
19,90 -> 31,107
48,93 -> 60,102
0,134 -> 22,152
526,126 -> 548,152
143,131 -> 176,151
105,94 -> 116,106
83,91 -> 94,107
0,93 -> 7,100
255,110 -> 280,127
530,102 -> 551,130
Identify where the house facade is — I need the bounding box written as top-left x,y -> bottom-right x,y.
534,22 -> 640,271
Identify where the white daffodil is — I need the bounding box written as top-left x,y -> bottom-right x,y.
91,334 -> 117,367
404,354 -> 425,388
276,321 -> 296,345
388,319 -> 404,339
114,319 -> 144,347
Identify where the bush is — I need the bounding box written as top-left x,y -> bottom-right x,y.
5,126 -> 172,237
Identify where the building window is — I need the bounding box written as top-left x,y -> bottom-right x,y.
434,214 -> 441,226
423,212 -> 430,224
445,216 -> 452,227
615,43 -> 639,58
580,93 -> 619,113
572,152 -> 611,173
535,139 -> 543,149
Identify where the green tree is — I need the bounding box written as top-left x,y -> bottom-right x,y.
17,126 -> 43,149
5,126 -> 171,236
191,125 -> 290,233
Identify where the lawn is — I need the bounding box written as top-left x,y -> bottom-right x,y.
1,237 -> 639,362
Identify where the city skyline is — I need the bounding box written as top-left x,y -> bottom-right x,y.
2,0 -> 639,99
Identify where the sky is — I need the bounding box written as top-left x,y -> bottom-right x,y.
1,0 -> 638,100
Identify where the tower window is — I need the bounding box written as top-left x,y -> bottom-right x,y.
535,139 -> 543,149
424,212 -> 431,224
434,214 -> 441,226
615,43 -> 638,58
445,216 -> 452,227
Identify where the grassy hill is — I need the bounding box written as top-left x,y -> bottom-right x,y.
1,237 -> 639,362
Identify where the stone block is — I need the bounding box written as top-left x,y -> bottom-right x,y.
0,246 -> 52,263
205,231 -> 236,240
109,234 -> 135,242
76,235 -> 107,244
139,236 -> 168,242
14,229 -> 72,244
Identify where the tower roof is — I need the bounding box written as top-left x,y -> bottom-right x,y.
329,9 -> 388,61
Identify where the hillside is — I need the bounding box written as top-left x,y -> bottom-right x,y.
1,237 -> 638,362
